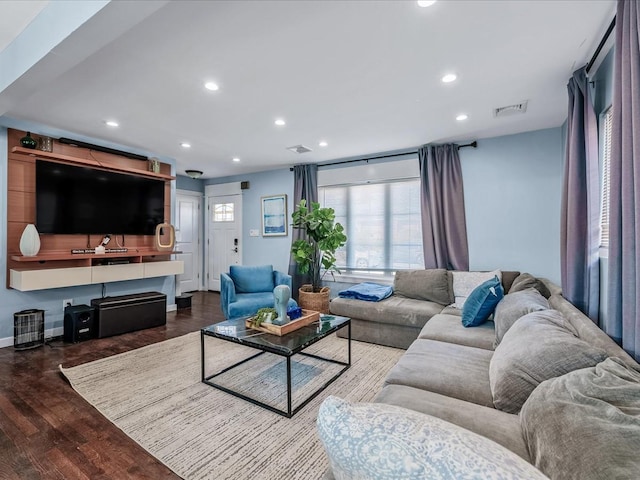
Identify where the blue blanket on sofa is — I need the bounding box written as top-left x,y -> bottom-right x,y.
338,282 -> 393,302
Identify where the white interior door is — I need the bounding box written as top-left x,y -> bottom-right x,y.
207,194 -> 242,291
175,191 -> 202,293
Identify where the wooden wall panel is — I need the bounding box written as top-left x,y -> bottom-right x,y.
7,192 -> 35,223
7,158 -> 35,192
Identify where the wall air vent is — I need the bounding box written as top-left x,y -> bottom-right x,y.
493,101 -> 528,117
286,144 -> 312,154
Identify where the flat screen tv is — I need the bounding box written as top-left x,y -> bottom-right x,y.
36,160 -> 165,235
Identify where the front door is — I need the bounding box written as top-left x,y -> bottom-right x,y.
207,194 -> 242,291
176,191 -> 202,293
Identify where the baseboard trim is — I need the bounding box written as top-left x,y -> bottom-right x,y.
0,326 -> 64,349
2,305 -> 177,349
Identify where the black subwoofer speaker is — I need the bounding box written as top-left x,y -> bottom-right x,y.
64,305 -> 95,343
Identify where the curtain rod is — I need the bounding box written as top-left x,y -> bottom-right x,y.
290,141 -> 477,171
586,16 -> 616,74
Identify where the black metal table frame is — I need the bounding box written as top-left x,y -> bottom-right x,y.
200,321 -> 351,418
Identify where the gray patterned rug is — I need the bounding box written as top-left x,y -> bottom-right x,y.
60,331 -> 403,480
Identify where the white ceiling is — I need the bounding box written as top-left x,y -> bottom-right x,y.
0,0 -> 48,52
2,0 -> 615,179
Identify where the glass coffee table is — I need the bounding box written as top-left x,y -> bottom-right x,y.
201,314 -> 350,418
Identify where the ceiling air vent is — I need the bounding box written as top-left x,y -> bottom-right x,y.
286,144 -> 312,154
493,101 -> 528,117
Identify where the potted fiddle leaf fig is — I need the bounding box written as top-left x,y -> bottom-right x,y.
291,199 -> 347,313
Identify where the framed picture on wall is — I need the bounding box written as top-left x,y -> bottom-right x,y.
261,194 -> 288,236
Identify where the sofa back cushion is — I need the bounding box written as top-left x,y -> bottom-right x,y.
317,395 -> 549,480
451,270 -> 502,309
394,269 -> 452,305
489,309 -> 608,413
508,272 -> 552,298
549,294 -> 639,370
520,357 -> 640,480
229,265 -> 274,293
493,288 -> 549,346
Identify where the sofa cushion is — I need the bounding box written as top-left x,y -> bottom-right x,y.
375,384 -> 530,461
229,265 -> 274,293
549,294 -> 640,370
384,339 -> 494,407
520,358 -> 640,480
393,269 -> 453,305
508,272 -> 551,298
418,314 -> 495,350
489,310 -> 608,414
227,292 -> 296,319
451,270 -> 501,309
317,396 -> 548,480
329,295 -> 444,328
493,288 -> 549,346
461,275 -> 504,327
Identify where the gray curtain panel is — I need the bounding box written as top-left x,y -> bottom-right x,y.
605,0 -> 640,362
560,66 -> 600,322
418,144 -> 469,271
288,164 -> 318,299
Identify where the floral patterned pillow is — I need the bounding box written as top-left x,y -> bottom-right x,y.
317,396 -> 548,480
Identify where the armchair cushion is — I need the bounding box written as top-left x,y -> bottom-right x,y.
221,266 -> 297,319
227,292 -> 297,320
230,265 -> 274,293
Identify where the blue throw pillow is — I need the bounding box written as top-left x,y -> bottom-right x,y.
461,275 -> 504,327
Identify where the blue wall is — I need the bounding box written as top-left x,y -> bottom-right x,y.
205,168 -> 294,273
0,118 -> 178,343
206,127 -> 564,284
461,127 -> 563,283
176,174 -> 204,193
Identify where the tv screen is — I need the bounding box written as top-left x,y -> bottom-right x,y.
36,160 -> 165,235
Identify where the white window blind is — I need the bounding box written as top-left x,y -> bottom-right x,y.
600,107 -> 612,247
319,178 -> 424,274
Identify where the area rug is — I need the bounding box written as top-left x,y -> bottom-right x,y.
59,331 -> 404,480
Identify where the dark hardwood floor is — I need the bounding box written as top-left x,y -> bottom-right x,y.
0,291 -> 225,480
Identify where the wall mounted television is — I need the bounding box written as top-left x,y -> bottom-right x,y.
36,160 -> 165,235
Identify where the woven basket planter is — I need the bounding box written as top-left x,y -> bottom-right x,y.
298,284 -> 330,314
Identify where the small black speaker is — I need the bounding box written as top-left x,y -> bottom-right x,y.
240,181 -> 250,190
64,305 -> 95,343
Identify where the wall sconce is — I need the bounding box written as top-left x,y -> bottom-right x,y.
185,169 -> 203,179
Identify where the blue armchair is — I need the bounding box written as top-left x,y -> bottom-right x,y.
220,265 -> 298,319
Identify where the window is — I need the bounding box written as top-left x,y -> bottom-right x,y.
600,107 -> 612,247
213,203 -> 234,222
319,178 -> 424,274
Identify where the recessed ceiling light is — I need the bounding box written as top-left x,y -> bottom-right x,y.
274,118 -> 286,126
181,142 -> 191,148
441,73 -> 457,83
319,140 -> 328,147
417,0 -> 437,7
105,120 -> 119,127
232,157 -> 240,162
204,82 -> 219,91
456,114 -> 468,121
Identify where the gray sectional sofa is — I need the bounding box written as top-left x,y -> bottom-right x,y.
330,269 -> 535,348
322,270 -> 640,480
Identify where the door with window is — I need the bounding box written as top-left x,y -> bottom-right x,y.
207,194 -> 242,291
175,191 -> 202,293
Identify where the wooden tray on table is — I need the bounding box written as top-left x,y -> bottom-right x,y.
246,309 -> 320,336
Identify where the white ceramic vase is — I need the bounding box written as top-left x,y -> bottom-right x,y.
19,224 -> 41,257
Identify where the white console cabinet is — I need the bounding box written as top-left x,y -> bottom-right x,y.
9,252 -> 183,292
